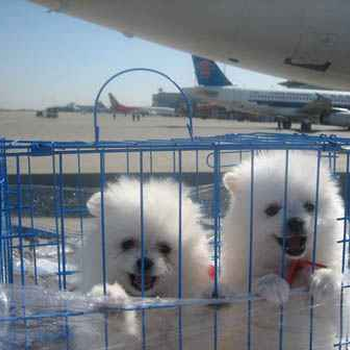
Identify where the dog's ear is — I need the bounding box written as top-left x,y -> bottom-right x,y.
87,189 -> 116,217
87,191 -> 102,217
223,171 -> 238,193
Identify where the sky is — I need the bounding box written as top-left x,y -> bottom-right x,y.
0,0 -> 284,110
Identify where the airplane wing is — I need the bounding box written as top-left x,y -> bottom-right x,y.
278,80 -> 332,90
300,94 -> 332,115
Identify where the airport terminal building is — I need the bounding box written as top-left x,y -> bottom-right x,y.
152,91 -> 182,109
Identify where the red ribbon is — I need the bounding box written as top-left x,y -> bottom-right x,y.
208,260 -> 327,285
209,265 -> 216,281
286,259 -> 327,285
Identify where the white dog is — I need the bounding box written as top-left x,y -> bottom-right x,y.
82,177 -> 210,298
78,177 -> 211,349
219,151 -> 346,349
70,282 -> 139,350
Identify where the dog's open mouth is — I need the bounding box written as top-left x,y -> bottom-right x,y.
275,235 -> 307,257
129,274 -> 157,291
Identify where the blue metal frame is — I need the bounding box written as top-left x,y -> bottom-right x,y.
93,68 -> 194,142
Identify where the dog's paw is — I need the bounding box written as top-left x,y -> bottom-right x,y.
88,283 -> 139,336
309,268 -> 340,301
89,283 -> 129,303
256,274 -> 290,305
88,282 -> 132,314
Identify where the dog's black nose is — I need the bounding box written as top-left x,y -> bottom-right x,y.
288,217 -> 304,233
136,257 -> 154,271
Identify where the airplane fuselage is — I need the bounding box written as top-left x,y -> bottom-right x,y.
32,0 -> 350,90
185,86 -> 350,119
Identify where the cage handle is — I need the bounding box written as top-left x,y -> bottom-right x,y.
93,68 -> 194,142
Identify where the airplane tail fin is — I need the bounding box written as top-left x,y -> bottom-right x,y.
108,93 -> 123,109
192,55 -> 232,87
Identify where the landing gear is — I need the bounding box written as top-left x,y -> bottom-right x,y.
301,119 -> 312,133
276,117 -> 291,130
276,117 -> 282,130
282,119 -> 292,130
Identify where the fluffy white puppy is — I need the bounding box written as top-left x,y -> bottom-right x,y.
220,151 -> 345,350
78,177 -> 211,349
82,176 -> 210,298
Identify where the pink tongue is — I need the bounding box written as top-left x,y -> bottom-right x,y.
289,236 -> 302,250
135,275 -> 152,284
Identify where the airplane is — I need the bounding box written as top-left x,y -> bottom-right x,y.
108,93 -> 175,118
185,56 -> 350,131
31,0 -> 350,91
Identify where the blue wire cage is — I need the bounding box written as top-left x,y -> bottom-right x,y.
0,70 -> 350,350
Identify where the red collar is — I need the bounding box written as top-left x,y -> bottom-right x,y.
209,265 -> 216,281
286,259 -> 327,285
208,260 -> 327,285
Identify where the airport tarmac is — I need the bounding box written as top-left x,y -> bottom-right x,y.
2,110 -> 349,141
1,111 -> 350,174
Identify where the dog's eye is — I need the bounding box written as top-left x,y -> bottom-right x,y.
265,203 -> 281,217
121,239 -> 136,251
304,201 -> 315,212
157,242 -> 172,255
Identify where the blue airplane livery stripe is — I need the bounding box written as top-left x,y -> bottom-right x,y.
251,100 -> 349,109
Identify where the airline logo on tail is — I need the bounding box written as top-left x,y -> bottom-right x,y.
192,55 -> 232,87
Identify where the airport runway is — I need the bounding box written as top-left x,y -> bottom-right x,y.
1,111 -> 350,174
2,111 -> 349,141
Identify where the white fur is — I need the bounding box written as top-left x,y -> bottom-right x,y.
72,282 -> 139,350
78,177 -> 211,349
82,177 -> 210,298
256,274 -> 290,304
220,151 -> 346,349
88,283 -> 138,337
